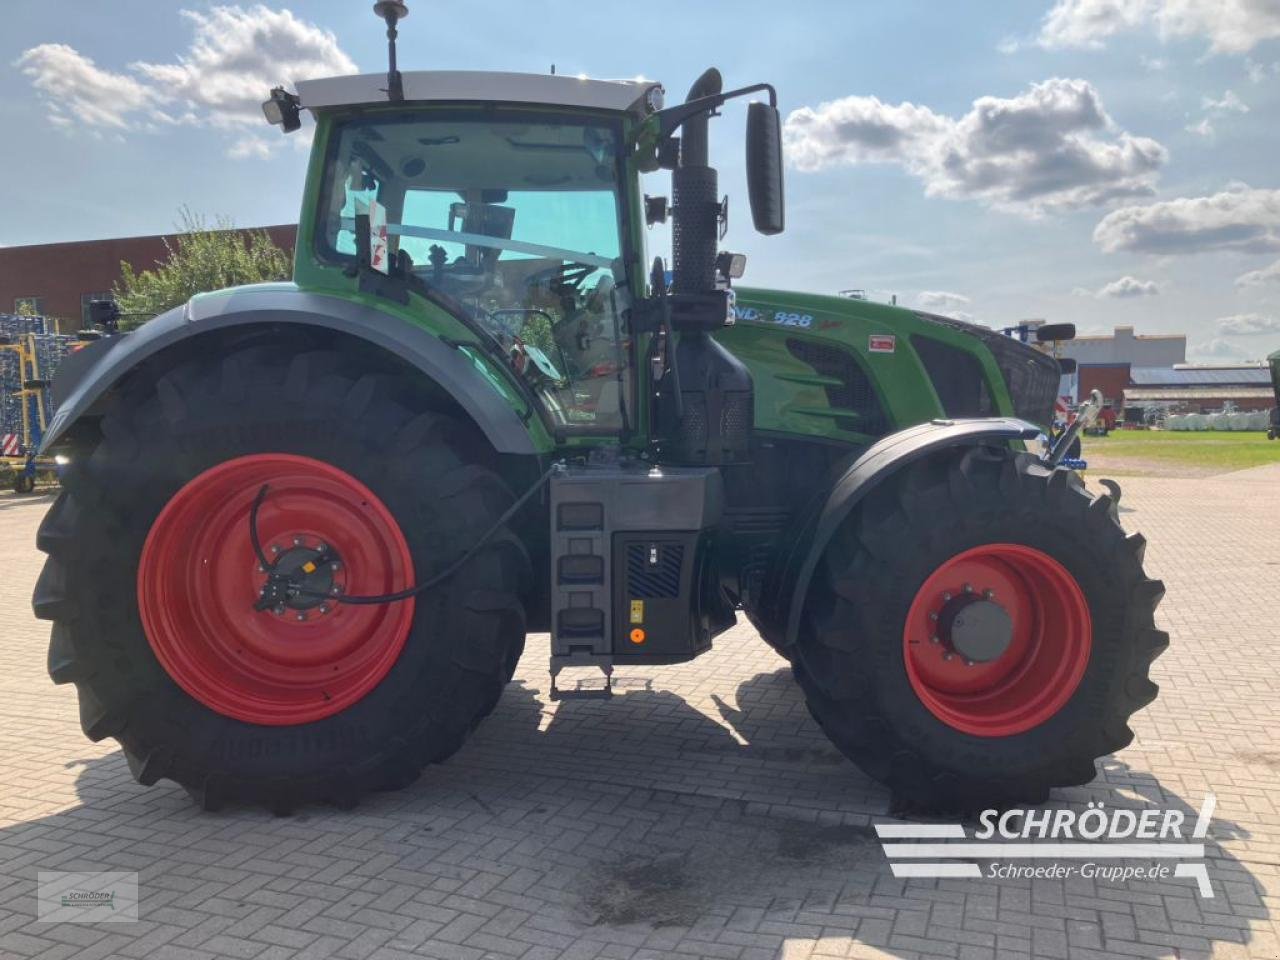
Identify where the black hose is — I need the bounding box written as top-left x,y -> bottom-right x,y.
249,461 -> 561,609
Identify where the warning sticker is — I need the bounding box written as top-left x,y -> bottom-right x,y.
368,199 -> 390,275
868,334 -> 896,354
629,600 -> 645,624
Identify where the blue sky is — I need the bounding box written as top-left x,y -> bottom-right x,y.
3,0 -> 1278,359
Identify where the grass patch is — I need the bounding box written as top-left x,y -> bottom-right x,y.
1082,429 -> 1280,476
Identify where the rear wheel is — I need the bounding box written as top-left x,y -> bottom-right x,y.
34,345 -> 529,812
795,446 -> 1167,811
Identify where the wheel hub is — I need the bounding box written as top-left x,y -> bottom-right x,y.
903,544 -> 1092,737
256,539 -> 343,615
938,595 -> 1012,664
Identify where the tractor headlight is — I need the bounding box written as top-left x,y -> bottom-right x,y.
54,455 -> 70,466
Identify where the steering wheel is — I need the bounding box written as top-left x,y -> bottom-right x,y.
522,261 -> 596,296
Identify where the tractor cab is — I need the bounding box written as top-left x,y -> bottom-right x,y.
294,73 -> 658,434
271,5 -> 784,452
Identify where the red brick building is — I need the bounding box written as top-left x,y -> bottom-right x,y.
0,226 -> 297,333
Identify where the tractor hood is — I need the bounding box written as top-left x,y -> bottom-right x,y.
718,287 -> 1062,443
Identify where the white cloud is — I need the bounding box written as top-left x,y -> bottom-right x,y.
915,291 -> 971,310
1189,337 -> 1249,359
1036,0 -> 1280,54
227,136 -> 275,160
1185,117 -> 1215,137
15,44 -> 161,130
783,78 -> 1166,216
1216,313 -> 1280,335
1236,259 -> 1280,287
133,6 -> 355,132
1186,90 -> 1249,138
1202,90 -> 1249,114
1039,0 -> 1150,49
15,5 -> 355,154
1093,186 -> 1280,254
1099,275 -> 1161,297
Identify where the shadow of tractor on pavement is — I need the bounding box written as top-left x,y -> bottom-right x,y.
1,662 -> 1264,960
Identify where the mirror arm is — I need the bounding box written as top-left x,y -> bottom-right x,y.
653,83 -> 777,139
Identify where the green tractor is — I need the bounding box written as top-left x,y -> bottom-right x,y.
34,3 -> 1165,813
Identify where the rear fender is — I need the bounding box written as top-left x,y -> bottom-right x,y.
40,286 -> 542,456
763,418 -> 1044,649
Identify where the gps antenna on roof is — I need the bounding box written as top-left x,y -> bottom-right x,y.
373,1 -> 409,102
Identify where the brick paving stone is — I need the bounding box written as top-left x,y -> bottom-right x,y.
0,467 -> 1277,957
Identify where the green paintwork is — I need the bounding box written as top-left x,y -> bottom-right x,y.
280,101 -> 1022,459
718,288 -> 1014,444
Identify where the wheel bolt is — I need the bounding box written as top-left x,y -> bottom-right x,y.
317,542 -> 328,554
965,659 -> 974,667
942,592 -> 952,602
983,589 -> 995,599
964,583 -> 973,593
943,652 -> 953,661
319,604 -> 330,614
929,612 -> 939,622
931,636 -> 940,644
296,613 -> 306,622
273,604 -> 285,615
330,585 -> 342,596
330,562 -> 341,571
270,545 -> 281,554
293,536 -> 304,547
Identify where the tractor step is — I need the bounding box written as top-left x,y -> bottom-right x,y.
549,662 -> 614,701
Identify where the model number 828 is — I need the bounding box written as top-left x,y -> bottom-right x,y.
734,306 -> 813,327
771,311 -> 813,327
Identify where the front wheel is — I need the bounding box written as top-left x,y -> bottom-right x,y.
795,446 -> 1167,811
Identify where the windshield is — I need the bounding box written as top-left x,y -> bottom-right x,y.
319,111 -> 632,434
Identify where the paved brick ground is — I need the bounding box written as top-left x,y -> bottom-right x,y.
0,468 -> 1276,960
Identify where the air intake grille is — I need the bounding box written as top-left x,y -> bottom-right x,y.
786,339 -> 889,435
915,312 -> 1060,426
626,543 -> 684,599
911,335 -> 994,418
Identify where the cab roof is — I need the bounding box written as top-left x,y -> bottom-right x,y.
296,71 -> 662,116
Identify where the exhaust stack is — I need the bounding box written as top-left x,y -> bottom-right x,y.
671,68 -> 722,295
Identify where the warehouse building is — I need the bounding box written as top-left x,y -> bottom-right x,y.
0,226 -> 297,334
1057,326 -> 1187,406
1123,364 -> 1274,419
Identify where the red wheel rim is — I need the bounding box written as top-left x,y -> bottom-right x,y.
902,544 -> 1091,737
137,454 -> 415,725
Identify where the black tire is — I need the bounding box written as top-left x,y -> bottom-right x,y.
33,345 -> 529,812
794,445 -> 1167,812
14,472 -> 35,494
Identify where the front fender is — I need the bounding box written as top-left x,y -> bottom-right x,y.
41,285 -> 544,456
761,417 -> 1043,650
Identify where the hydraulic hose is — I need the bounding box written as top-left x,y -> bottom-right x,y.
249,461 -> 562,609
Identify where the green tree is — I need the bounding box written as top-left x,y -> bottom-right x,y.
113,209 -> 291,330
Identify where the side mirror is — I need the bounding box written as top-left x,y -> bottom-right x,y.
1036,322 -> 1076,343
746,101 -> 785,236
1057,357 -> 1077,374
